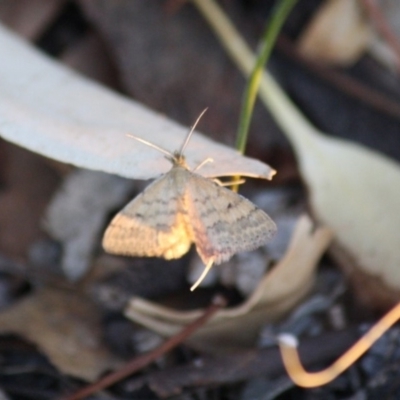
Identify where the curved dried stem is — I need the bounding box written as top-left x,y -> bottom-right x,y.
278,301 -> 400,387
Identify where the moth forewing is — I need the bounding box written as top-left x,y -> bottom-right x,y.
102,168 -> 192,259
184,173 -> 277,265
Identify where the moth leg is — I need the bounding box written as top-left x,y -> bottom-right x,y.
190,258 -> 215,291
193,157 -> 214,172
193,159 -> 245,186
212,178 -> 246,187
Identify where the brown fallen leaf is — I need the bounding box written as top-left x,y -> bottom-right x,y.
0,287 -> 122,381
125,215 -> 333,351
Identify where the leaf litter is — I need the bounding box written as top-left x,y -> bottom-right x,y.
0,1 -> 398,398
193,0 -> 400,305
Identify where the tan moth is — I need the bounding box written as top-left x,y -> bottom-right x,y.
102,111 -> 277,291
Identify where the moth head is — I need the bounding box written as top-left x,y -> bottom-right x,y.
126,108 -> 208,171
170,151 -> 189,169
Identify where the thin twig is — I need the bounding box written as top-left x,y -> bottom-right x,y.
60,295 -> 227,400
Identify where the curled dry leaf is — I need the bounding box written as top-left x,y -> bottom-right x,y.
125,215 -> 333,351
191,0 -> 400,305
0,23 -> 275,181
298,0 -> 371,65
0,288 -> 122,381
298,0 -> 400,70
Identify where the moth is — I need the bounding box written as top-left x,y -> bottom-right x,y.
102,111 -> 277,290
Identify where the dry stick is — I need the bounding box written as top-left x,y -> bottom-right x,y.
360,0 -> 400,71
278,301 -> 400,387
60,295 -> 227,400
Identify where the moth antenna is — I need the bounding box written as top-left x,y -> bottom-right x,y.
178,108 -> 208,157
126,133 -> 175,160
